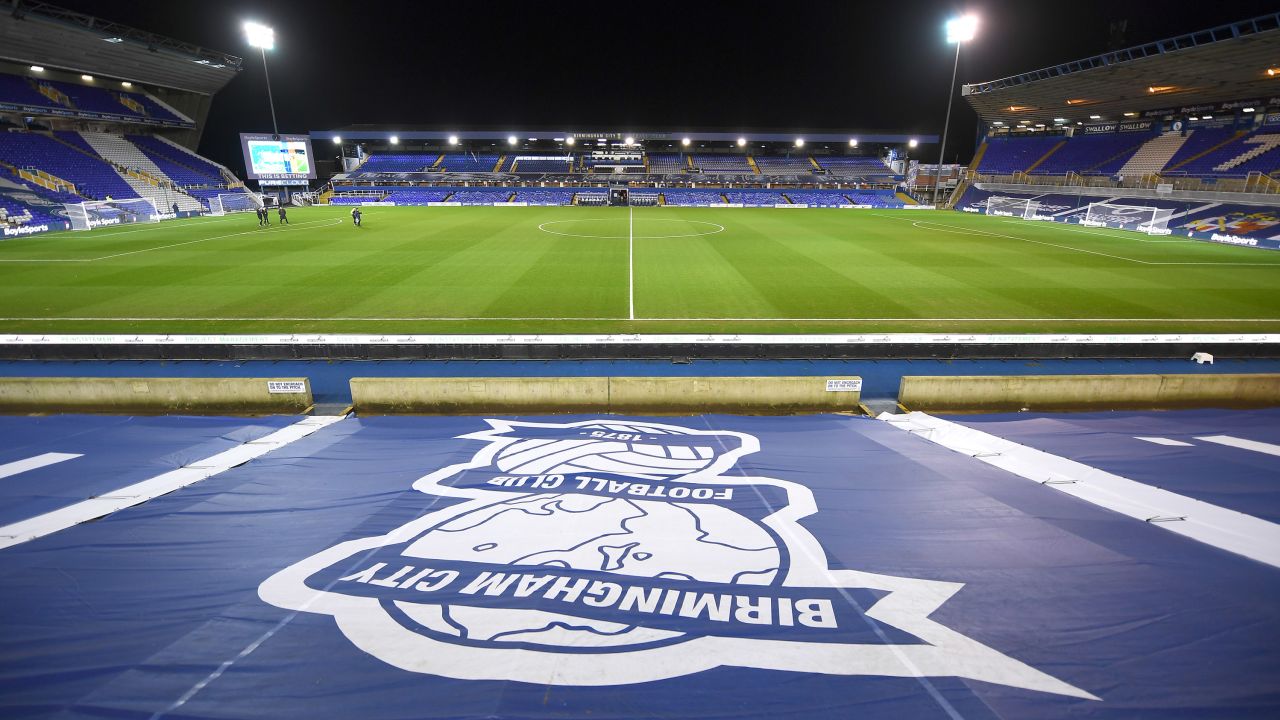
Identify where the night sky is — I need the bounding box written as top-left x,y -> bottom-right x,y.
45,0 -> 1280,171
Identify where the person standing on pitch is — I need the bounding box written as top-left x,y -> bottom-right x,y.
278,205 -> 289,224
256,207 -> 265,226
351,207 -> 362,227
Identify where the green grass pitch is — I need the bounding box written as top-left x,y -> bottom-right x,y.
1,205 -> 1278,335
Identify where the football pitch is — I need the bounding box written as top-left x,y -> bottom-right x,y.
2,204 -> 1279,335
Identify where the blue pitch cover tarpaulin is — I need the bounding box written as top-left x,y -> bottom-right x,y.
952,409 -> 1280,523
1,414 -> 1278,719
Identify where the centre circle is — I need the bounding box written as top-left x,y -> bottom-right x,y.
537,218 -> 725,240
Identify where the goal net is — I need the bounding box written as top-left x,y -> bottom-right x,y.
1081,202 -> 1174,235
984,195 -> 1041,219
207,192 -> 265,216
64,198 -> 159,231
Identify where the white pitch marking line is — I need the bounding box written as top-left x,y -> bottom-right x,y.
2,316 -> 1279,323
629,204 -> 635,320
0,452 -> 82,480
1196,435 -> 1280,457
0,415 -> 344,550
0,218 -> 343,263
1002,220 -> 1195,243
875,213 -> 1280,267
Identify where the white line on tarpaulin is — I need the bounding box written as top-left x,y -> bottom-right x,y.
879,411 -> 1280,568
0,452 -> 82,480
0,416 -> 344,550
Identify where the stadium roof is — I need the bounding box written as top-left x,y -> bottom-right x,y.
962,13 -> 1280,127
0,0 -> 241,95
313,128 -> 937,146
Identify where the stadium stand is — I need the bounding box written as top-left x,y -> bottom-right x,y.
754,156 -> 814,175
510,156 -> 575,174
450,188 -> 514,205
724,190 -> 786,206
973,135 -> 1063,174
782,190 -> 854,207
1117,131 -> 1189,177
512,188 -> 576,205
1030,130 -> 1154,176
438,154 -> 500,172
646,153 -> 686,174
357,154 -> 439,173
126,135 -> 231,183
691,154 -> 753,173
661,189 -> 726,206
0,131 -> 137,200
1161,127 -> 1242,173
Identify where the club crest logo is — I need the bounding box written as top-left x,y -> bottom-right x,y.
260,418 -> 1095,698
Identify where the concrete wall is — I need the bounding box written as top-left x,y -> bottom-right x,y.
0,377 -> 313,414
899,373 -> 1280,413
351,376 -> 862,414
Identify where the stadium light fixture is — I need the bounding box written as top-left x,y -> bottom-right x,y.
243,21 -> 274,50
849,138 -> 858,147
795,138 -> 805,147
1089,114 -> 1101,119
945,14 -> 978,44
508,135 -> 518,146
908,139 -> 918,148
448,135 -> 459,146
81,74 -> 94,81
389,135 -> 399,145
243,22 -> 279,136
121,81 -> 132,87
1244,107 -> 1256,113
1188,116 -> 1199,121
737,137 -> 746,147
1201,114 -> 1213,120
682,137 -> 691,146
1268,68 -> 1277,77
1053,118 -> 1066,123
934,13 -> 978,208
30,65 -> 44,72
624,136 -> 635,146
332,136 -> 341,144
991,121 -> 1003,125
565,137 -> 575,146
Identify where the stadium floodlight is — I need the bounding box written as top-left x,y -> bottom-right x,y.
908,138 -> 918,148
624,136 -> 635,146
243,22 -> 279,136
121,81 -> 132,87
243,21 -> 274,50
30,65 -> 44,72
1089,114 -> 1101,119
332,136 -> 341,144
933,13 -> 978,208
565,137 -> 575,146
849,139 -> 858,147
81,74 -> 93,81
682,137 -> 691,146
795,138 -> 805,147
507,135 -> 518,146
448,135 -> 459,146
1188,116 -> 1199,121
1053,118 -> 1066,123
737,137 -> 746,147
1201,114 -> 1213,120
389,135 -> 398,145
945,14 -> 978,43
1244,107 -> 1256,113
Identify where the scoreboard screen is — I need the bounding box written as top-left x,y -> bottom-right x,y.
239,133 -> 317,183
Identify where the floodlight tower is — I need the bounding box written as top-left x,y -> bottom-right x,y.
933,14 -> 977,208
244,22 -> 279,136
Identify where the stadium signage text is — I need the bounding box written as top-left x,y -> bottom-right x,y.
1118,121 -> 1153,133
2,224 -> 50,237
1210,233 -> 1258,246
260,417 -> 1096,699
1083,123 -> 1118,134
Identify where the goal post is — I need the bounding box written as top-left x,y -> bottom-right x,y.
63,198 -> 159,231
208,192 -> 265,216
1081,202 -> 1174,235
985,195 -> 1040,219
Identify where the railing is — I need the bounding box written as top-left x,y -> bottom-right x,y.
969,171 -> 1280,195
